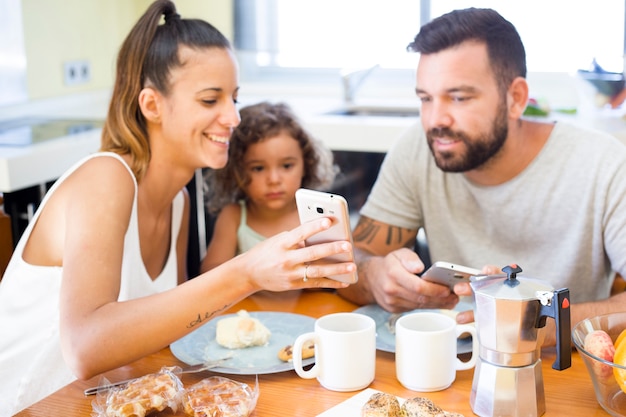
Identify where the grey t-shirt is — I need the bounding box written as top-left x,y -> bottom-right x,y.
360,121 -> 626,303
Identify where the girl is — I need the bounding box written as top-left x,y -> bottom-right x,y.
201,102 -> 337,272
0,2 -> 354,414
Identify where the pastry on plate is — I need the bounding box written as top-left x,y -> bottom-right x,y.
361,391 -> 403,416
402,396 -> 465,417
216,310 -> 271,349
277,339 -> 315,362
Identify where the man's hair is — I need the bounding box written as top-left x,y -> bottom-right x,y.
407,8 -> 526,94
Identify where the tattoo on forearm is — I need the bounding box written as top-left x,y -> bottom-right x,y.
354,218 -> 414,248
385,225 -> 414,246
353,218 -> 380,244
187,304 -> 229,328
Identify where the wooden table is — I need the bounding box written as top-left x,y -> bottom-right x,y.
18,289 -> 608,416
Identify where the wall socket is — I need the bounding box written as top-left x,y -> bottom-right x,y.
63,60 -> 91,86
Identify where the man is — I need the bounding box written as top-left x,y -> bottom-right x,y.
337,8 -> 626,345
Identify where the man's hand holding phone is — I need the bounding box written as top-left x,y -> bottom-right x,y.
420,261 -> 481,289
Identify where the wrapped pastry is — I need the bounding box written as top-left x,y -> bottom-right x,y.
182,376 -> 259,417
93,367 -> 184,417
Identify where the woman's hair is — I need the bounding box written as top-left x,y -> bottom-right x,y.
407,8 -> 526,95
205,101 -> 338,214
100,0 -> 231,181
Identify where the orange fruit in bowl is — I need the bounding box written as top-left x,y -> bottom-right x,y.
614,332 -> 626,393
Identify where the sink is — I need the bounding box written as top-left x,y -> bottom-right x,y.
323,104 -> 420,118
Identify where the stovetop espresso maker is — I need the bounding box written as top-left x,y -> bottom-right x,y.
469,264 -> 571,417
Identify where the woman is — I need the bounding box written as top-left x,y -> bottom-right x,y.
0,1 -> 354,414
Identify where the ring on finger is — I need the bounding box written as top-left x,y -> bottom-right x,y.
303,265 -> 310,282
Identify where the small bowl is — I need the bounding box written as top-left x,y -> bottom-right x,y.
572,312 -> 626,417
578,70 -> 626,98
577,70 -> 625,98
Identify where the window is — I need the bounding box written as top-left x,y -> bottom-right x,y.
0,0 -> 27,106
235,0 -> 626,77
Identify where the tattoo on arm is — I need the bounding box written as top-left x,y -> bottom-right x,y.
354,218 -> 415,248
187,304 -> 229,328
353,218 -> 380,244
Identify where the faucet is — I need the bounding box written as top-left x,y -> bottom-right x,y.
341,64 -> 379,104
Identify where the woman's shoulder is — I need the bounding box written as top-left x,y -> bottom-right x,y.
59,153 -> 136,200
67,152 -> 131,176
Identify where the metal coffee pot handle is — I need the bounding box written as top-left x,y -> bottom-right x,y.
536,288 -> 572,371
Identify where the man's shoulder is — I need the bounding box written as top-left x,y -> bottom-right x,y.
553,121 -> 622,142
550,122 -> 626,154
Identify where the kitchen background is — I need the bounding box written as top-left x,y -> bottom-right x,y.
2,0 -> 626,277
0,1 -> 234,276
2,0 -> 232,102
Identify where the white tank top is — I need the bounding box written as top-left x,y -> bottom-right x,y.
0,152 -> 183,415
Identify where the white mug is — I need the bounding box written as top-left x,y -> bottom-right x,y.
395,312 -> 478,392
292,312 -> 376,392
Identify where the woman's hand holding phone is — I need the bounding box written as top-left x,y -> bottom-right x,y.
295,189 -> 358,284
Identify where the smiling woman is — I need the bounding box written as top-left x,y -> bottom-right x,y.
0,1 -> 356,415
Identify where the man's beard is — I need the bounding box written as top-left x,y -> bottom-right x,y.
426,106 -> 508,173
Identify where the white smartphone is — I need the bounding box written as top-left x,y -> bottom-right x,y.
295,188 -> 358,284
420,261 -> 481,289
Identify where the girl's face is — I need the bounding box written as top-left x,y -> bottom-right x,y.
157,46 -> 240,170
242,131 -> 305,211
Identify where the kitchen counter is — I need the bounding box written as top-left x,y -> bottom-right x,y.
2,90 -> 626,194
0,92 -> 416,194
0,91 -> 110,193
0,120 -> 102,193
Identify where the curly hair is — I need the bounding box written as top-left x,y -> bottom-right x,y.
205,102 -> 338,214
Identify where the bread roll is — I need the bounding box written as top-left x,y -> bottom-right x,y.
401,396 -> 443,417
360,392 -> 464,417
361,392 -> 403,417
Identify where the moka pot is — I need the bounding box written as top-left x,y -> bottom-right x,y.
469,264 -> 571,417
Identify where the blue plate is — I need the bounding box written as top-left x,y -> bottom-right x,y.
170,311 -> 315,375
353,297 -> 475,354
